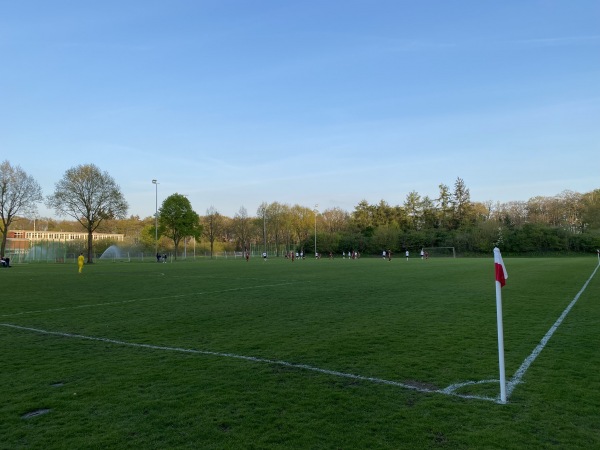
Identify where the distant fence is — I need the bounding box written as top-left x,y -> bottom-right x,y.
3,244 -> 301,264
3,250 -> 280,264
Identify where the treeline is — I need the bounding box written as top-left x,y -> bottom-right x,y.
236,179 -> 600,256
12,178 -> 600,257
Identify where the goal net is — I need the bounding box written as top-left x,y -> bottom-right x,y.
422,247 -> 456,258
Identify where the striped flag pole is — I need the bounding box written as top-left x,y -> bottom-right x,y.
494,247 -> 508,403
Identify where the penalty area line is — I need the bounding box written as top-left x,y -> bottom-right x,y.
0,322 -> 498,403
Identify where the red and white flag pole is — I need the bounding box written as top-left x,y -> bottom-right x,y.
494,247 -> 508,403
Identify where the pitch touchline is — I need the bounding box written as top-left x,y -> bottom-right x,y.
0,322 -> 497,403
0,282 -> 300,318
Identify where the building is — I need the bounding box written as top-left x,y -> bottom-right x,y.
5,230 -> 125,253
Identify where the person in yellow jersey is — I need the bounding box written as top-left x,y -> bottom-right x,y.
78,252 -> 84,273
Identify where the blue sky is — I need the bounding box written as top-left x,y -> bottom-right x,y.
2,1 -> 599,219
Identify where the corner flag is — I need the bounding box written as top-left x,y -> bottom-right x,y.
493,247 -> 508,403
494,247 -> 508,287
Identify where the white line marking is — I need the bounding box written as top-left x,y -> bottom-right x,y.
0,322 -> 498,403
0,282 -> 300,318
506,263 -> 600,398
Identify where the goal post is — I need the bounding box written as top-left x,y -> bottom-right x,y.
422,247 -> 456,258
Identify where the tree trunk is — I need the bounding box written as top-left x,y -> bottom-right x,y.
0,232 -> 7,257
87,229 -> 94,263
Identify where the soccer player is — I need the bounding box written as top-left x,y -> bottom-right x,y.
78,252 -> 84,273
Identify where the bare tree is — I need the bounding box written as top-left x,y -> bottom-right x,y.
46,164 -> 128,263
233,206 -> 252,251
495,200 -> 528,226
558,190 -> 584,233
0,160 -> 43,256
203,206 -> 223,258
320,207 -> 349,233
266,201 -> 286,256
289,204 -> 312,249
582,189 -> 600,231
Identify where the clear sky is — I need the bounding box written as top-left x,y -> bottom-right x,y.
2,1 -> 599,219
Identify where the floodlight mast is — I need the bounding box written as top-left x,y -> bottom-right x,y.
314,204 -> 318,257
263,205 -> 267,255
152,180 -> 158,255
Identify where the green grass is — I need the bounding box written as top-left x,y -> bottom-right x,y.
1,256 -> 599,449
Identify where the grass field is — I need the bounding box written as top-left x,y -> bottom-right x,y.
1,255 -> 599,449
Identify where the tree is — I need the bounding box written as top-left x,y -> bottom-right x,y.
203,206 -> 223,258
257,202 -> 268,252
495,201 -> 527,227
451,177 -> 473,229
372,223 -> 400,253
420,196 -> 438,229
0,161 -> 43,256
139,223 -> 159,251
232,206 -> 253,251
404,191 -> 423,230
436,183 -> 452,229
159,193 -> 201,259
266,202 -> 286,256
289,204 -> 313,250
279,206 -> 295,253
219,215 -> 235,247
321,207 -> 350,233
46,164 -> 128,263
558,190 -> 584,233
352,200 -> 375,233
373,200 -> 393,227
582,189 -> 600,231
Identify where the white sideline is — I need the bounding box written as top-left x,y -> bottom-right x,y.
0,322 -> 497,402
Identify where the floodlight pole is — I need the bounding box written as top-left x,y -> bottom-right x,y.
263,206 -> 267,255
33,217 -> 37,261
152,179 -> 158,255
314,204 -> 318,258
183,194 -> 189,259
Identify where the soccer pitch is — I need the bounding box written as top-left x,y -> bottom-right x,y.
1,256 -> 599,448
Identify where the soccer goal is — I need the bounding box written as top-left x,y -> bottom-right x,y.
422,247 -> 456,258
